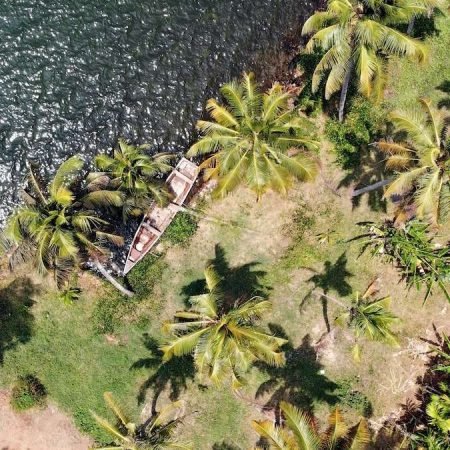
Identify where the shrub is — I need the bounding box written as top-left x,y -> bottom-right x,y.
11,375 -> 47,411
295,53 -> 324,116
163,212 -> 198,246
126,254 -> 168,299
334,377 -> 373,417
325,97 -> 383,169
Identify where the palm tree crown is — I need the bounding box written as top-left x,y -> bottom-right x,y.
252,401 -> 372,449
376,98 -> 450,224
89,138 -> 173,220
2,156 -> 123,288
187,72 -> 319,199
161,265 -> 287,389
336,287 -> 400,361
92,392 -> 188,450
302,0 -> 427,120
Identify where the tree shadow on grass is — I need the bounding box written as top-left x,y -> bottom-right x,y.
0,277 -> 37,363
212,442 -> 242,450
130,333 -> 195,412
255,325 -> 339,414
437,80 -> 450,110
338,147 -> 387,212
181,244 -> 269,308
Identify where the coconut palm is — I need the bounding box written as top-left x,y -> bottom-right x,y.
252,401 -> 372,449
335,281 -> 400,361
187,72 -> 319,199
92,392 -> 189,450
376,98 -> 450,224
1,156 -> 133,296
161,264 -> 287,389
302,0 -> 427,121
89,138 -> 173,220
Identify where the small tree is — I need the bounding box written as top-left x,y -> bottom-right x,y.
187,72 -> 319,199
89,138 -> 173,221
252,401 -> 372,449
161,264 -> 287,389
92,392 -> 189,449
335,282 -> 400,362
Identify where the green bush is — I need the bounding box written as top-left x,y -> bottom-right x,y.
325,97 -> 382,169
126,254 -> 168,299
334,378 -> 373,417
163,212 -> 198,246
295,53 -> 324,116
11,375 -> 47,411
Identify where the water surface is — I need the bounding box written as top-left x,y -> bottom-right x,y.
0,0 -> 315,223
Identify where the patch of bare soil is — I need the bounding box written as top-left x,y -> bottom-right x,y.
0,390 -> 91,450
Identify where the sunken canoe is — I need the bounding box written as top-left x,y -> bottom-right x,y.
123,158 -> 198,275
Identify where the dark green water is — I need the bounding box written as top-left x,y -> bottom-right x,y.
0,0 -> 315,222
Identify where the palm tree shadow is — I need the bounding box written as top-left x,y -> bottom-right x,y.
181,244 -> 269,308
302,253 -> 352,332
212,442 -> 242,450
255,325 -> 339,413
306,252 -> 353,298
0,277 -> 37,363
130,333 -> 195,412
437,80 -> 450,110
338,147 -> 387,212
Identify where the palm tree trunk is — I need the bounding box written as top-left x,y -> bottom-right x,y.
92,259 -> 134,297
407,16 -> 415,35
351,178 -> 393,197
338,61 -> 355,123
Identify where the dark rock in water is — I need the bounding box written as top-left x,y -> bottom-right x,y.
0,0 -> 317,224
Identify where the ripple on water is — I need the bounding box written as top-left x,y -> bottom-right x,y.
0,0 -> 315,223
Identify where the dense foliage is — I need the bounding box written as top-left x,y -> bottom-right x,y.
326,96 -> 383,168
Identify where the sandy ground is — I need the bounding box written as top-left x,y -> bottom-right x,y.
0,390 -> 91,450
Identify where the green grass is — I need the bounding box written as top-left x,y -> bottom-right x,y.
386,15 -> 450,110
0,287 -> 151,442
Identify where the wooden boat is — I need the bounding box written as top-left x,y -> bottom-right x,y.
123,158 -> 198,275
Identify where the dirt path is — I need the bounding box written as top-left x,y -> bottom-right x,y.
0,390 -> 91,450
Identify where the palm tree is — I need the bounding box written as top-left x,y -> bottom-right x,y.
1,156 -> 133,297
92,392 -> 189,449
187,72 -> 319,199
252,401 -> 372,449
161,264 -> 287,389
302,0 -> 427,121
335,281 -> 400,361
376,98 -> 450,225
89,138 -> 173,221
